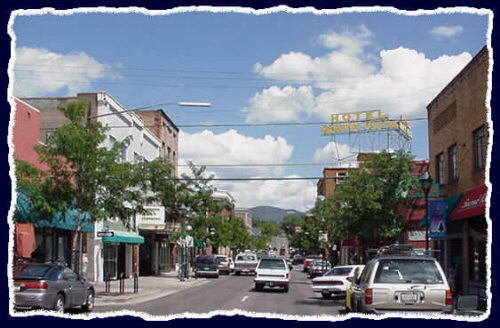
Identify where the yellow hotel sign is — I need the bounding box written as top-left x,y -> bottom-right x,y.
321,110 -> 412,139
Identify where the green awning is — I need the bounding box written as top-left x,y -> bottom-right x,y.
14,190 -> 93,232
102,230 -> 144,244
193,238 -> 209,248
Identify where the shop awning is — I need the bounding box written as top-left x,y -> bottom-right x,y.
449,185 -> 488,221
35,209 -> 93,232
193,238 -> 209,248
102,230 -> 144,244
14,190 -> 93,232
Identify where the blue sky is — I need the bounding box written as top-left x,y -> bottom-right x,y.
10,7 -> 491,211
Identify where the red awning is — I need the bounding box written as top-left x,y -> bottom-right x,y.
449,185 -> 488,221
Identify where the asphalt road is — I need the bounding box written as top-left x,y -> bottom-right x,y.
94,269 -> 345,317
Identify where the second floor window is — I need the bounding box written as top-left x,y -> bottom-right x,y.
474,125 -> 486,170
436,153 -> 445,185
448,144 -> 458,183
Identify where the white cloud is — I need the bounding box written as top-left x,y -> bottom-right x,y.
243,85 -> 316,123
179,129 -> 316,211
430,25 -> 464,38
13,47 -> 120,96
248,44 -> 472,122
218,178 -> 317,212
319,24 -> 373,55
313,141 -> 359,165
179,129 -> 294,176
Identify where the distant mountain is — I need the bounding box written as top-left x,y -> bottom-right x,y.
250,206 -> 306,222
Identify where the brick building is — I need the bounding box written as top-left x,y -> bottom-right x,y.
427,45 -> 489,296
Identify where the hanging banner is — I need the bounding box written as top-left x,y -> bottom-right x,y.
429,200 -> 447,238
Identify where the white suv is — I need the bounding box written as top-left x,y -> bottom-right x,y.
254,257 -> 290,293
350,247 -> 453,314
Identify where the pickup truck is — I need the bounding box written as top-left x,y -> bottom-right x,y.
233,252 -> 258,275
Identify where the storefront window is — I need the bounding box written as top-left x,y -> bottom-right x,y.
469,237 -> 486,283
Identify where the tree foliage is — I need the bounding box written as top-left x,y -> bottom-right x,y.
313,151 -> 416,245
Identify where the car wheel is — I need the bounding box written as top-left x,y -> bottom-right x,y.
54,294 -> 65,313
255,283 -> 264,291
235,271 -> 240,276
283,284 -> 289,293
82,290 -> 94,312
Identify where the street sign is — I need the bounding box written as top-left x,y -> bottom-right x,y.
97,231 -> 114,238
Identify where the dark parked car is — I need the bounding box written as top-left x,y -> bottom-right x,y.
193,255 -> 219,278
14,262 -> 95,313
292,254 -> 304,265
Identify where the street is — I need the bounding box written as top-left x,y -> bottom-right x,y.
94,269 -> 345,317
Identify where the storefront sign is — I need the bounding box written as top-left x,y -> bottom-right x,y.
449,185 -> 487,221
321,109 -> 412,139
408,230 -> 426,241
429,200 -> 447,238
396,179 -> 440,198
136,206 -> 165,230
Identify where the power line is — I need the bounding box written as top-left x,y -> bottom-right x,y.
178,162 -> 341,167
14,67 -> 455,88
169,176 -> 337,181
13,74 -> 450,91
38,117 -> 428,131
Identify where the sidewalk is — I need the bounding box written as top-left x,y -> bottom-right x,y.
94,272 -> 210,306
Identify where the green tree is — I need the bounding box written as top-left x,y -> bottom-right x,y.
313,151 -> 416,248
16,100 -> 153,272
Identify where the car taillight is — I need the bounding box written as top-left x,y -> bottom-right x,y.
24,282 -> 48,289
365,288 -> 373,305
254,271 -> 258,276
445,290 -> 453,305
286,273 -> 289,279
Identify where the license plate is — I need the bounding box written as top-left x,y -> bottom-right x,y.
401,292 -> 418,303
204,267 -> 210,270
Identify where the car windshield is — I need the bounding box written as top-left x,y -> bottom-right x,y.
325,267 -> 352,276
14,264 -> 53,279
258,259 -> 286,269
374,259 -> 444,284
236,255 -> 256,261
196,256 -> 215,265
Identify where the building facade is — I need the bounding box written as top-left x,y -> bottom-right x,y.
135,109 -> 180,275
22,92 -> 163,282
427,46 -> 489,297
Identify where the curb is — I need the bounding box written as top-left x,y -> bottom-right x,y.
94,279 -> 211,306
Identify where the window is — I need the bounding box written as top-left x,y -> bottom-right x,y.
436,153 -> 445,185
120,146 -> 128,162
45,131 -> 53,142
336,172 -> 348,184
474,125 -> 486,170
109,135 -> 117,150
448,144 -> 458,182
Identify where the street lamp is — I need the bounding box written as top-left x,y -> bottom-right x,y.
87,101 -> 211,121
419,171 -> 433,253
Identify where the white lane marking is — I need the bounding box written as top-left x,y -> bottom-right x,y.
241,295 -> 249,302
